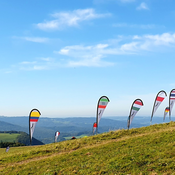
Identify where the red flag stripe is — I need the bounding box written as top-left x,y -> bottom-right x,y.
93,123 -> 97,127
30,119 -> 38,122
98,105 -> 106,108
156,96 -> 164,102
134,101 -> 143,106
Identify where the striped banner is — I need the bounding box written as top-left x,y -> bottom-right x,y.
29,109 -> 41,145
169,89 -> 175,120
55,131 -> 60,142
151,90 -> 167,122
97,96 -> 110,125
128,99 -> 144,129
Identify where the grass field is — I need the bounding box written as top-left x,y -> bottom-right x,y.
0,133 -> 20,142
1,122 -> 175,174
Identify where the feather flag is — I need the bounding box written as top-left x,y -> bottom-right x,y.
92,122 -> 97,135
127,99 -> 144,129
29,109 -> 41,145
55,131 -> 60,142
169,89 -> 175,120
96,96 -> 110,133
151,90 -> 167,122
163,107 -> 169,121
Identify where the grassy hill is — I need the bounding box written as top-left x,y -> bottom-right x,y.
1,122 -> 175,174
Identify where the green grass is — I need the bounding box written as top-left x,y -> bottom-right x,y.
1,122 -> 175,174
64,134 -> 88,140
0,133 -> 20,142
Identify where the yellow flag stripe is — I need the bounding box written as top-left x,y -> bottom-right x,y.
30,111 -> 40,117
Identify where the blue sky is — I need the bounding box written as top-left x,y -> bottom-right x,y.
0,0 -> 175,118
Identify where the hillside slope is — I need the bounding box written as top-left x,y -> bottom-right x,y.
1,122 -> 175,174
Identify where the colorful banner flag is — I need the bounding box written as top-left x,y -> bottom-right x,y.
151,90 -> 167,122
96,96 -> 110,134
29,109 -> 41,145
55,131 -> 60,142
92,122 -> 97,135
127,99 -> 144,129
169,89 -> 175,120
163,107 -> 169,121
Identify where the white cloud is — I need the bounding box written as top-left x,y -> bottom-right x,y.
13,36 -> 49,43
9,32 -> 175,71
56,44 -> 118,67
134,33 -> 175,48
20,61 -> 37,65
68,55 -> 114,67
33,65 -> 46,70
56,42 -> 138,67
18,57 -> 57,71
113,23 -> 156,29
144,33 -> 175,45
40,57 -> 52,61
120,42 -> 139,51
54,32 -> 175,67
96,44 -> 109,49
36,8 -> 110,30
23,37 -> 49,43
137,2 -> 149,10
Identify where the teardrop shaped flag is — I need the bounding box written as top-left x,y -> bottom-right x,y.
29,109 -> 41,145
169,89 -> 175,120
127,99 -> 144,129
55,131 -> 60,143
151,90 -> 167,122
96,96 -> 109,134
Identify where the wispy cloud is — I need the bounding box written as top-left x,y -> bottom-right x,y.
18,57 -> 57,71
137,2 -> 149,10
23,37 -> 49,43
68,55 -> 113,67
56,44 -> 115,67
8,32 -> 175,71
36,8 -> 111,30
54,32 -> 175,67
13,36 -> 49,43
113,23 -> 156,29
134,33 -> 175,47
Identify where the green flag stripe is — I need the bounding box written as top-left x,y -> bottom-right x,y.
100,99 -> 109,102
132,107 -> 140,111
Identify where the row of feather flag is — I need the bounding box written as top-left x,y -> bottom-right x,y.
28,89 -> 175,145
92,89 -> 175,134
